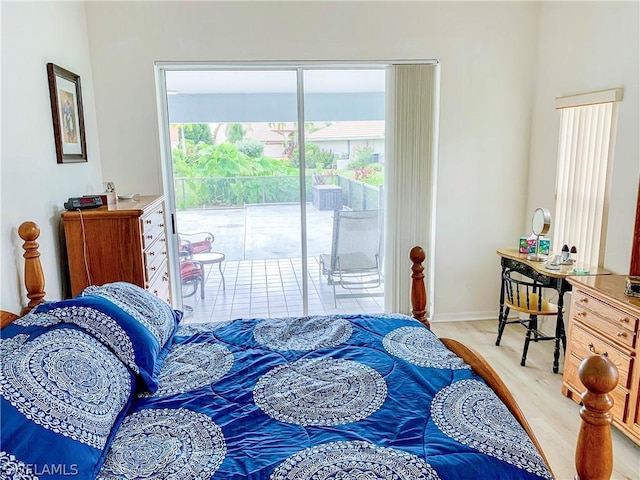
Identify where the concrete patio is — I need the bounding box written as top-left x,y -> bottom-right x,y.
176,203 -> 384,322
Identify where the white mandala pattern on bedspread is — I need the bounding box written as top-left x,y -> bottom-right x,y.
139,341 -> 234,398
98,408 -> 226,480
0,329 -> 131,449
45,306 -> 139,374
14,311 -> 60,328
0,451 -> 39,480
383,326 -> 470,369
431,379 -> 552,479
254,316 -> 352,351
0,335 -> 30,358
176,320 -> 234,336
254,357 -> 387,426
83,283 -> 175,346
270,441 -> 440,480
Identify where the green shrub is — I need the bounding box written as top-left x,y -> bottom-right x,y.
236,138 -> 264,158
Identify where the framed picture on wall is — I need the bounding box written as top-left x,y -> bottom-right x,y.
47,63 -> 87,164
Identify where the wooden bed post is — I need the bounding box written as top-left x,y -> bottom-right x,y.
575,354 -> 618,480
409,246 -> 429,328
18,221 -> 46,315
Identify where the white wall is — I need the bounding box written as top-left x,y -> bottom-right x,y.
0,2 -> 103,313
85,1 -> 540,320
528,1 -> 639,275
3,2 -> 635,320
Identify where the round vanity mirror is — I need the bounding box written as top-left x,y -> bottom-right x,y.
527,208 -> 551,262
532,208 -> 551,237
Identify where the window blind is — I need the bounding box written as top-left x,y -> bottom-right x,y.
384,64 -> 439,315
552,88 -> 622,268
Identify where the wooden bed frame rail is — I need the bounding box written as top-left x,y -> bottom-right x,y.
0,224 -> 619,480
409,245 -> 617,480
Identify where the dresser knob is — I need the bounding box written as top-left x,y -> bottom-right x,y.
579,297 -> 589,303
617,332 -> 627,338
159,223 -> 164,228
149,252 -> 155,256
619,317 -> 630,324
145,219 -> 152,225
162,273 -> 169,281
579,311 -> 587,317
146,234 -> 153,240
150,266 -> 157,272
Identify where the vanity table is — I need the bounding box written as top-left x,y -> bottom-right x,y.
496,248 -> 609,373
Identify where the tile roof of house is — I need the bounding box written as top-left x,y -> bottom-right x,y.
305,121 -> 385,141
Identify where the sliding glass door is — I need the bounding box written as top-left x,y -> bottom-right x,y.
159,65 -> 385,322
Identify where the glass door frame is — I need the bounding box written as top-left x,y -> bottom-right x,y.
154,61 -> 394,313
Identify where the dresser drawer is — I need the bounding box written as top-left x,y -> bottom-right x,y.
147,261 -> 171,305
144,236 -> 168,282
140,206 -> 166,250
571,323 -> 634,388
565,353 -> 629,422
573,291 -> 638,336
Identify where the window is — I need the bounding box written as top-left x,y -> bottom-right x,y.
552,88 -> 623,268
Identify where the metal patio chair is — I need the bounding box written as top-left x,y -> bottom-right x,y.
319,209 -> 383,307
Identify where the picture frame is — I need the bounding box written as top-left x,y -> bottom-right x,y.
47,63 -> 87,164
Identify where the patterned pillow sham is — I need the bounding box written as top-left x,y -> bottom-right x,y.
81,282 -> 181,348
33,289 -> 177,393
0,324 -> 135,479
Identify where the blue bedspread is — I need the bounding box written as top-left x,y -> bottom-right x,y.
97,314 -> 552,480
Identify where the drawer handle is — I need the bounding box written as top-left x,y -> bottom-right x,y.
616,332 -> 628,338
162,273 -> 169,281
149,252 -> 155,257
588,343 -> 608,356
579,297 -> 589,303
145,219 -> 152,225
146,234 -> 153,240
159,223 -> 165,228
619,317 -> 630,324
578,311 -> 587,317
158,210 -> 163,215
150,266 -> 157,272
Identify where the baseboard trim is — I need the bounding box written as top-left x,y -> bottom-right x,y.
431,311 -> 499,323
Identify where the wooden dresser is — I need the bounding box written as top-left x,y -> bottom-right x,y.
562,275 -> 640,445
62,195 -> 171,305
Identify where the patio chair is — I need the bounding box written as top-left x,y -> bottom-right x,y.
181,259 -> 204,300
319,209 -> 383,306
179,231 -> 215,257
179,231 -> 214,301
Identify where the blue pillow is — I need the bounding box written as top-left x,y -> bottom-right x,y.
81,282 -> 181,348
34,290 -> 175,393
0,324 -> 135,479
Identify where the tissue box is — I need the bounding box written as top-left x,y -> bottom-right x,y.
519,237 -> 550,255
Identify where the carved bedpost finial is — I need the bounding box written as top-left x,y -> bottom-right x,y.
409,246 -> 429,328
575,354 -> 618,480
18,221 -> 46,315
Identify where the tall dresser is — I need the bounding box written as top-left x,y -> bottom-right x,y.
61,195 -> 172,305
562,275 -> 640,445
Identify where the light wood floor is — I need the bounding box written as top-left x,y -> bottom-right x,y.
431,319 -> 640,480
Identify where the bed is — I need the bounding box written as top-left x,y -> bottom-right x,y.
0,221 -> 618,480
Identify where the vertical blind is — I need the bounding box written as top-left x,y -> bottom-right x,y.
384,64 -> 440,315
552,88 -> 622,268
